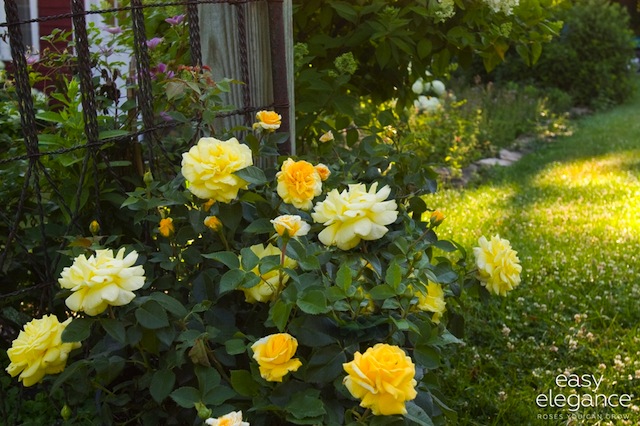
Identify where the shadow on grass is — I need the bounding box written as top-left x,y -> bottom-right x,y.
439,78 -> 640,426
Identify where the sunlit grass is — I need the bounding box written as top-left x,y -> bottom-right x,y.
425,79 -> 640,425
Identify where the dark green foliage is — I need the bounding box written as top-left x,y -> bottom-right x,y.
485,0 -> 637,110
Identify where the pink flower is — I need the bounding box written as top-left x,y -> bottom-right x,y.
165,14 -> 185,26
153,63 -> 175,79
99,45 -> 114,57
104,26 -> 122,35
146,37 -> 163,49
25,54 -> 38,65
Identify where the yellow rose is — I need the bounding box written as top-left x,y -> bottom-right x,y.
5,315 -> 81,387
89,220 -> 100,235
318,130 -> 334,143
204,215 -> 223,232
343,343 -> 417,415
181,137 -> 253,202
270,215 -> 310,238
429,210 -> 445,226
251,333 -> 302,382
314,163 -> 331,181
253,110 -> 281,131
276,158 -> 323,210
58,248 -> 146,316
158,217 -> 174,238
202,199 -> 216,212
416,282 -> 446,324
239,243 -> 297,303
473,235 -> 522,296
205,411 -> 249,426
311,182 -> 398,250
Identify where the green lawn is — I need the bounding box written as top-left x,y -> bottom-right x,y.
424,82 -> 640,425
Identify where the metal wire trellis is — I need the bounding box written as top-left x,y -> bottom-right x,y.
0,0 -> 291,304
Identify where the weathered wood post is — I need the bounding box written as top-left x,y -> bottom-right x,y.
198,0 -> 295,154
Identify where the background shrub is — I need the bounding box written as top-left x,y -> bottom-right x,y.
406,80 -> 570,174
407,97 -> 485,173
488,0 -> 637,110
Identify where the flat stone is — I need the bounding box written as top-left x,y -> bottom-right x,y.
475,158 -> 514,167
499,149 -> 523,162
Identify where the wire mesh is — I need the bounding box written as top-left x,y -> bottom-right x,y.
0,0 -> 290,306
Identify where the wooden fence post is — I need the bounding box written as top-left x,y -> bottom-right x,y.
198,0 -> 295,154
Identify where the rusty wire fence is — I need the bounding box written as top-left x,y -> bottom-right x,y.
0,0 -> 291,320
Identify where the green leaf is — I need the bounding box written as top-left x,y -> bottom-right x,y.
202,251 -> 239,269
434,240 -> 457,252
408,196 -> 427,218
202,385 -> 236,406
196,366 -> 221,396
413,345 -> 442,369
404,401 -> 435,426
303,345 -> 347,383
240,246 -> 260,271
376,42 -> 391,68
37,133 -> 64,146
165,81 -> 186,100
390,317 -> 420,334
297,289 -> 330,314
36,111 -> 64,122
150,369 -> 176,403
432,49 -> 452,75
244,218 -> 274,234
149,292 -> 188,318
385,260 -> 402,289
234,166 -> 267,185
286,389 -> 326,419
331,1 -> 358,22
288,316 -> 338,347
433,263 -> 457,284
225,338 -> 247,355
98,129 -> 130,140
531,41 -> 542,64
51,360 -> 89,393
170,386 -> 200,408
516,44 -> 531,66
269,299 -> 293,332
135,301 -> 170,329
219,269 -> 245,294
230,370 -> 260,397
368,285 -> 397,300
100,319 -> 126,344
417,38 -> 432,59
181,246 -> 203,265
336,264 -> 352,292
61,318 -> 93,343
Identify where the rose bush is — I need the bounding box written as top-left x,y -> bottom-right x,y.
0,4 -> 526,419
2,100 -> 522,424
